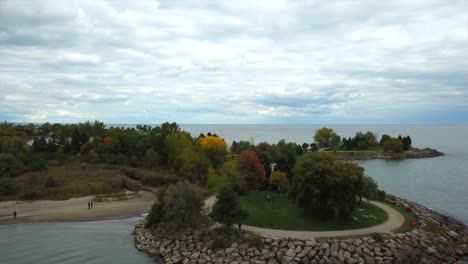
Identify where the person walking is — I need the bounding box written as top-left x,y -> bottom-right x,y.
13,211 -> 17,219
88,202 -> 90,210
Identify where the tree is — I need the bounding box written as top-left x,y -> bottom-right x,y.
314,127 -> 338,148
359,176 -> 379,204
380,134 -> 391,146
146,181 -> 204,228
144,149 -> 161,169
219,160 -> 246,194
383,138 -> 404,153
330,134 -> 341,151
237,150 -> 266,189
230,140 -> 251,155
301,143 -> 309,152
198,136 -> 228,169
289,152 -> 364,220
402,136 -> 412,151
209,187 -> 248,232
165,132 -> 193,169
270,171 -> 289,192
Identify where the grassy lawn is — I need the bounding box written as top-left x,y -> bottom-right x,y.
384,201 -> 417,233
239,191 -> 388,231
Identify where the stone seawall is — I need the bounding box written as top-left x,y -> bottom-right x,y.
134,195 -> 467,264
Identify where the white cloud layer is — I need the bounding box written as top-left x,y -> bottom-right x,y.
0,0 -> 467,123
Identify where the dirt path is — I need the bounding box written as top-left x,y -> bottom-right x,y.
0,191 -> 155,224
204,196 -> 405,239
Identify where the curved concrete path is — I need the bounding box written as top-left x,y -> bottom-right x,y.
204,196 -> 405,239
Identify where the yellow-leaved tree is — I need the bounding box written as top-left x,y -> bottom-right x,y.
198,136 -> 228,169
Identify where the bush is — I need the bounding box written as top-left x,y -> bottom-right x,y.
0,177 -> 17,195
421,221 -> 447,235
125,178 -> 142,191
125,169 -> 178,186
246,235 -> 264,248
22,186 -> 42,200
45,176 -> 64,188
211,237 -> 225,249
383,138 -> 404,153
371,233 -> 384,243
146,181 -> 204,228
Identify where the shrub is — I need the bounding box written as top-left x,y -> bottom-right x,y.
125,178 -> 142,191
421,221 -> 447,235
22,186 -> 42,200
146,181 -> 204,228
211,237 -> 225,249
125,169 -> 178,186
371,233 -> 384,243
246,235 -> 264,248
45,176 -> 64,188
383,138 -> 404,153
0,177 -> 17,195
108,176 -> 126,189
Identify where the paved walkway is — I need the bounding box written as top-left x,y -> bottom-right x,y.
204,196 -> 405,239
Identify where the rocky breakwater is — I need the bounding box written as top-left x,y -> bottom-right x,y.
134,197 -> 468,264
339,148 -> 444,161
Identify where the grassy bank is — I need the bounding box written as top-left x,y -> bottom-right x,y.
239,191 -> 388,231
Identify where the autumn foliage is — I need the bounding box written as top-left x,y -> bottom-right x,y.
237,150 -> 266,189
198,136 -> 228,169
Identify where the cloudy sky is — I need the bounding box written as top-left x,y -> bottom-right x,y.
1,0 -> 467,124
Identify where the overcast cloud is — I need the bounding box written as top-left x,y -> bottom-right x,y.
1,0 -> 467,124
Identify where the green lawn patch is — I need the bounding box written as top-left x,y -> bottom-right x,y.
239,191 -> 388,231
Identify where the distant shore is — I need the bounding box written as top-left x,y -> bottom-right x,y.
336,148 -> 444,161
0,191 -> 155,225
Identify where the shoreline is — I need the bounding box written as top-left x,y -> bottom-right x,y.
336,148 -> 444,161
0,190 -> 155,225
134,193 -> 468,263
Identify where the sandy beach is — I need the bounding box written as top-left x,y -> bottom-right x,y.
0,191 -> 155,224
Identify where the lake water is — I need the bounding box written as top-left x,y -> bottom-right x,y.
1,124 -> 466,263
0,217 -> 159,264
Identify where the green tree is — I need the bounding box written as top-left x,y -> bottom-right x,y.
219,160 -> 246,194
289,152 -> 364,220
165,132 -> 193,169
209,187 -> 248,232
314,127 -> 339,148
383,138 -> 404,153
379,134 -> 391,146
146,181 -> 204,228
144,149 -> 161,169
359,175 -> 379,204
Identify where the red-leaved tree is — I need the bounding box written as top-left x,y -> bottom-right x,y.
237,150 -> 266,189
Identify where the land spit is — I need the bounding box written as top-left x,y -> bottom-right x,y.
134,194 -> 467,264
337,148 -> 444,161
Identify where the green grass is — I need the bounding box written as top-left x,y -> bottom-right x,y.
383,201 -> 416,233
239,191 -> 388,231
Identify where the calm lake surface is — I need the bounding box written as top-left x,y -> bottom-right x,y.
1,124 -> 466,263
0,217 -> 159,264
